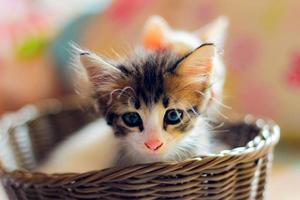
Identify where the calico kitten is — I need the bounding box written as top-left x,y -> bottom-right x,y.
77,43 -> 221,167
39,16 -> 229,173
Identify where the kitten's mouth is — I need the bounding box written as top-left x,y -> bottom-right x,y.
137,144 -> 165,156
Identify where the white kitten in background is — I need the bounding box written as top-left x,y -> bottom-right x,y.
39,16 -> 229,173
0,183 -> 8,200
39,118 -> 118,173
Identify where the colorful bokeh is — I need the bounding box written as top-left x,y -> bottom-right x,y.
1,0 -> 300,137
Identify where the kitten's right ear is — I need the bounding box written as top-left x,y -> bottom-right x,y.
77,51 -> 122,96
142,15 -> 170,50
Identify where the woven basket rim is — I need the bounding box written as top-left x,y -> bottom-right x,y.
0,97 -> 280,183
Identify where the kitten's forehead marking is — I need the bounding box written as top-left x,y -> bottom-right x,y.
129,52 -> 179,106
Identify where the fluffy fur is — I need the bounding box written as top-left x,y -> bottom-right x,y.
39,16 -> 229,173
78,44 -> 217,165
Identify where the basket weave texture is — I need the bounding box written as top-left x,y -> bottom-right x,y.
0,98 -> 280,200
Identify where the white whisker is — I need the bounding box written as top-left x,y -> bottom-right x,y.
117,86 -> 135,99
196,90 -> 231,110
213,107 -> 229,119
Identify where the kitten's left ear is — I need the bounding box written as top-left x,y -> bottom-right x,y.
175,43 -> 216,78
79,52 -> 121,86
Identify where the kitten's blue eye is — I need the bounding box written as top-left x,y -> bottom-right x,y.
122,112 -> 142,127
164,109 -> 183,125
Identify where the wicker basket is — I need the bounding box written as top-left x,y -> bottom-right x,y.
0,98 -> 280,200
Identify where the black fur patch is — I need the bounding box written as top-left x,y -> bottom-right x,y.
134,99 -> 141,109
162,96 -> 170,108
106,112 -> 118,125
80,52 -> 90,56
118,64 -> 131,76
136,62 -> 163,104
126,51 -> 181,106
138,124 -> 144,132
114,125 -> 130,137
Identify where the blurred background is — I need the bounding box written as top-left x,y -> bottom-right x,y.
0,0 -> 299,198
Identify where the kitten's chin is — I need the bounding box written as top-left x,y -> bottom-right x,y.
138,148 -> 168,160
130,146 -> 171,164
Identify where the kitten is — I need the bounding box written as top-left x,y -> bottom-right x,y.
39,16 -> 229,173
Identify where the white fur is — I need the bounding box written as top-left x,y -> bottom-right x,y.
38,118 -> 119,173
0,183 -> 8,200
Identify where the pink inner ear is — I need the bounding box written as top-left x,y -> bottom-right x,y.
181,61 -> 212,77
184,66 -> 210,76
143,25 -> 169,50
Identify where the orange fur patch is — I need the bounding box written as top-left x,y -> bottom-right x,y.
165,73 -> 209,111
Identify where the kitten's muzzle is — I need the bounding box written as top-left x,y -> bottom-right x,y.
144,139 -> 164,151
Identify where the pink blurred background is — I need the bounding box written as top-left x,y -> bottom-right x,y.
1,0 -> 300,140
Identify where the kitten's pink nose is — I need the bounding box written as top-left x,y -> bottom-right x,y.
144,139 -> 163,151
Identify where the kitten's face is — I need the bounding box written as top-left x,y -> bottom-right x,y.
80,44 -> 216,160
